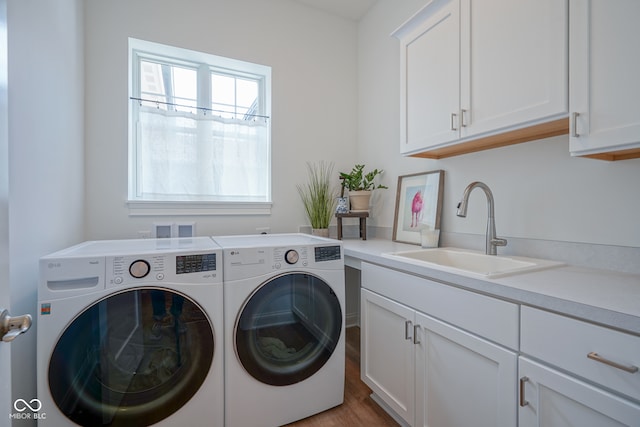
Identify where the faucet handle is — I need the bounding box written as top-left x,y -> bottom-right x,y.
491,237 -> 508,247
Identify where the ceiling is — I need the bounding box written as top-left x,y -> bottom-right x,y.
291,0 -> 378,21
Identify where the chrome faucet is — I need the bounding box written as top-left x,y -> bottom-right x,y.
456,181 -> 507,255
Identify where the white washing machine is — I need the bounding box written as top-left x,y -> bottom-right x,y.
213,233 -> 345,427
37,237 -> 223,426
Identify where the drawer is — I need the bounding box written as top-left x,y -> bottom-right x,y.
362,262 -> 519,349
521,306 -> 640,401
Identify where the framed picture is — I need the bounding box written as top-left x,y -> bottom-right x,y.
392,170 -> 445,245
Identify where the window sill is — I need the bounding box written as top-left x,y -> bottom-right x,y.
127,200 -> 272,216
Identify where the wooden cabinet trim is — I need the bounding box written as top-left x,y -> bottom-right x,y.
409,118 -> 569,159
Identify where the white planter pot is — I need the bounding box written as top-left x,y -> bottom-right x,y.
348,190 -> 371,212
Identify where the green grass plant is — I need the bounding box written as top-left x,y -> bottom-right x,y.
297,161 -> 338,229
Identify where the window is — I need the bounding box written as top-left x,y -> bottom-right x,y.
128,38 -> 271,215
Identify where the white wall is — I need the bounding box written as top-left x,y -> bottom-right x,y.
83,0 -> 640,248
358,0 -> 640,248
84,0 -> 359,239
7,0 -> 85,415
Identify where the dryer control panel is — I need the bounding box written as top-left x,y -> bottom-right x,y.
223,244 -> 343,281
274,246 -> 310,268
314,245 -> 341,262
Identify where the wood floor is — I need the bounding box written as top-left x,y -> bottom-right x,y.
284,327 -> 399,427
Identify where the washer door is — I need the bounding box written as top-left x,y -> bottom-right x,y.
48,288 -> 214,426
235,273 -> 342,386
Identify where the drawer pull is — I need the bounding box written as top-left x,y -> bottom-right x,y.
413,324 -> 420,345
587,352 -> 638,374
519,376 -> 529,407
571,112 -> 580,137
405,320 -> 412,341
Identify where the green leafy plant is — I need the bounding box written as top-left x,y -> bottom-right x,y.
297,161 -> 338,229
339,164 -> 388,191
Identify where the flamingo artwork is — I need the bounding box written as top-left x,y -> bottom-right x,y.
411,189 -> 424,227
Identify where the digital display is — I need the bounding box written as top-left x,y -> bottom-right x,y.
315,246 -> 341,262
176,253 -> 217,274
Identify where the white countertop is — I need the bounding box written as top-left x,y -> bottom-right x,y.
342,239 -> 640,335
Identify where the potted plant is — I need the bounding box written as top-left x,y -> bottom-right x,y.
339,164 -> 388,211
297,161 -> 338,237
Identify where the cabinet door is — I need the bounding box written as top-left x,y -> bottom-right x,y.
519,357 -> 640,427
460,0 -> 568,138
395,0 -> 460,154
360,289 -> 415,425
521,306 -> 640,403
569,0 -> 640,157
415,311 -> 517,427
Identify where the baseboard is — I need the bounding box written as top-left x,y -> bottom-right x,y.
345,312 -> 359,328
369,393 -> 410,427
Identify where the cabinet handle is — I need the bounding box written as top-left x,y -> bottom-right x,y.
519,376 -> 529,407
587,352 -> 638,374
413,324 -> 420,345
405,320 -> 413,341
461,109 -> 467,127
450,113 -> 457,131
571,112 -> 580,137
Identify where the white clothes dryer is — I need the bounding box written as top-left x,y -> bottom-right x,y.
37,237 -> 223,426
213,233 -> 345,427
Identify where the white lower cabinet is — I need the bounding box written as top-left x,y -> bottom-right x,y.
520,306 -> 640,427
519,357 -> 640,427
361,289 -> 416,424
360,262 -> 518,427
414,310 -> 517,427
360,262 -> 640,426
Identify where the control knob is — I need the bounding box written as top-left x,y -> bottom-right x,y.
129,259 -> 150,278
284,249 -> 299,265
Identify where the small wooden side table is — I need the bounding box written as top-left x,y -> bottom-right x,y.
335,211 -> 369,240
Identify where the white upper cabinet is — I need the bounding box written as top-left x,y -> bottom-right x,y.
460,0 -> 568,139
393,0 -> 569,158
393,0 -> 461,153
569,0 -> 640,160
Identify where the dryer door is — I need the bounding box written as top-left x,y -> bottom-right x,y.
48,288 -> 214,426
235,272 -> 342,386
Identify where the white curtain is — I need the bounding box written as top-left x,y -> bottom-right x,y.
137,106 -> 269,201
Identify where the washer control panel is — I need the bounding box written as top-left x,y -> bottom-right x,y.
176,253 -> 217,274
107,251 -> 220,287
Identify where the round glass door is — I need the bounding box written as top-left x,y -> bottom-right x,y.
235,273 -> 342,386
49,288 -> 214,426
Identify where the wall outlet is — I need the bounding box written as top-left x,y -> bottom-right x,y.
177,222 -> 196,237
153,223 -> 174,238
153,222 -> 196,238
137,230 -> 151,239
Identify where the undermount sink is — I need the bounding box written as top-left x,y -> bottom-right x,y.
383,247 -> 564,279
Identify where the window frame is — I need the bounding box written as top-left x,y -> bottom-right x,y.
127,38 -> 272,216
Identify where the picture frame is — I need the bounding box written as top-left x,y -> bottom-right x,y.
392,170 -> 445,245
